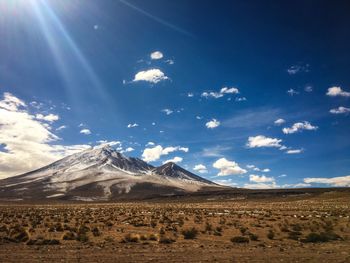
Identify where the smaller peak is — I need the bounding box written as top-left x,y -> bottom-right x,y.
159,162 -> 180,169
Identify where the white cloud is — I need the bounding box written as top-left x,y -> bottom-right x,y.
162,109 -> 173,115
193,164 -> 208,174
274,118 -> 285,125
213,158 -> 247,176
213,178 -> 237,187
165,59 -> 174,65
304,86 -> 313,92
142,145 -> 188,162
304,175 -> 350,187
249,174 -> 275,183
220,87 -> 239,94
0,92 -> 90,179
246,135 -> 282,148
80,129 -> 91,135
282,183 -> 311,188
146,141 -> 155,146
244,182 -> 278,189
287,88 -> 299,96
235,97 -> 247,102
133,69 -> 168,83
0,92 -> 26,111
187,93 -> 194,97
35,113 -> 59,122
122,147 -> 135,153
287,64 -> 310,75
262,168 -> 270,172
201,91 -> 223,99
150,51 -> 163,60
330,106 -> 350,114
127,123 -> 139,128
96,140 -> 121,147
282,121 -> 318,134
286,149 -> 303,154
206,119 -> 220,129
196,116 -> 202,120
279,174 -> 287,178
56,125 -> 67,131
201,86 -> 239,99
163,156 -> 183,164
326,86 -> 350,97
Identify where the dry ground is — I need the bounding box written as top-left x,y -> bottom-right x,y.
0,191 -> 349,262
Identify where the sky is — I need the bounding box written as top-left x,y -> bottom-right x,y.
0,0 -> 350,188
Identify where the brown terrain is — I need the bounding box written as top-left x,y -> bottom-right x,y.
0,189 -> 349,263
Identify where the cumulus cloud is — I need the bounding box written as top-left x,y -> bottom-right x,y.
142,145 -> 188,162
0,92 -> 90,178
193,164 -> 208,174
150,51 -> 163,60
246,135 -> 282,148
80,129 -> 91,135
146,141 -> 155,146
282,121 -> 318,134
163,156 -> 183,164
127,123 -> 139,128
330,106 -> 350,114
326,86 -> 350,97
35,113 -> 59,122
201,86 -> 239,99
133,69 -> 168,84
206,119 -> 220,129
249,174 -> 275,183
274,118 -> 285,125
213,158 -> 247,176
304,175 -> 350,187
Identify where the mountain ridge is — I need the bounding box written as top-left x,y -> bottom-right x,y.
0,145 -> 222,201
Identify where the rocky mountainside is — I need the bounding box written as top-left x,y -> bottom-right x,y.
0,146 -> 221,201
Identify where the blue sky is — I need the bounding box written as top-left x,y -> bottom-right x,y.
0,0 -> 350,188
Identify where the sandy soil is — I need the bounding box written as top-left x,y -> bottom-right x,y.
0,192 -> 349,262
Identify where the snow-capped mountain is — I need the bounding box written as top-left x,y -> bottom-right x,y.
0,146 -> 220,201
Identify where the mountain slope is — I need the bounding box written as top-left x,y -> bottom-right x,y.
0,146 -> 221,201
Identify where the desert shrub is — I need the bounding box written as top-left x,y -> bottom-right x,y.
205,222 -> 213,232
140,234 -> 148,241
150,220 -> 157,228
288,231 -> 302,240
92,227 -> 101,237
148,234 -> 158,241
267,229 -> 275,240
230,236 -> 249,243
291,224 -> 302,232
159,236 -> 175,244
27,238 -> 60,245
159,227 -> 165,235
302,232 -> 342,243
248,232 -> 259,241
240,227 -> 248,235
122,233 -> 140,243
62,231 -> 76,240
182,227 -> 198,239
7,225 -> 29,243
